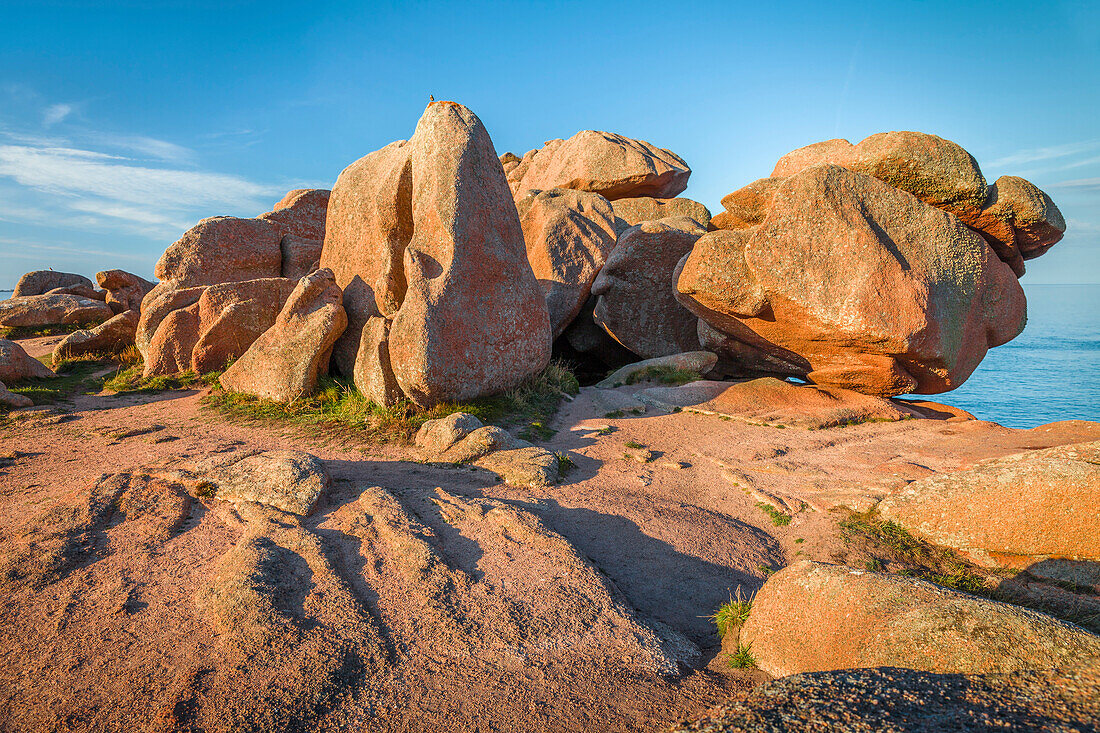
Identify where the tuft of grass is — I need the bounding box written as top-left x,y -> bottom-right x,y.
555,451 -> 575,479
104,365 -> 219,394
758,564 -> 776,576
756,502 -> 792,526
195,481 -> 217,498
864,557 -> 884,572
596,426 -> 614,436
203,361 -> 579,446
710,589 -> 754,639
726,644 -> 757,669
622,365 -> 702,386
624,440 -> 645,450
6,361 -> 107,405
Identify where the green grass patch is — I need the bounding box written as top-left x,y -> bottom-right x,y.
622,365 -> 702,386
103,365 -> 220,394
624,440 -> 645,450
202,360 -> 580,446
555,451 -> 575,479
756,502 -> 792,526
5,360 -> 110,406
726,644 -> 757,669
710,591 -> 754,638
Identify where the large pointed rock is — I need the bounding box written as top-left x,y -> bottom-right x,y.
321,102 -> 551,407
219,268 -> 347,402
591,216 -> 706,358
506,130 -> 691,200
517,188 -> 617,338
676,165 -> 1025,396
389,101 -> 551,405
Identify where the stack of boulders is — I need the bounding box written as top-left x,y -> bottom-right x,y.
676,132 -> 1064,396
15,103 -> 1063,409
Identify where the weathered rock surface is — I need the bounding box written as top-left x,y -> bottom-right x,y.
476,445 -> 560,488
517,188 -> 617,337
95,270 -> 155,314
592,216 -> 706,358
677,165 -> 1025,396
208,449 -> 330,515
670,666 -> 1100,733
0,339 -> 55,381
190,278 -> 298,374
321,139 -> 412,376
636,377 -> 919,429
0,293 -> 113,328
155,216 -> 283,288
879,441 -> 1100,567
353,316 -> 403,407
258,188 -> 330,242
280,235 -> 323,280
0,381 -> 32,408
12,270 -> 92,298
709,177 -> 785,231
596,351 -> 718,388
384,101 -> 551,406
45,284 -> 104,300
143,302 -> 201,377
414,412 -> 486,455
506,130 -> 691,200
966,175 -> 1067,276
135,284 -> 205,357
53,310 -> 139,360
739,561 -> 1100,677
219,268 -> 346,402
610,196 -> 710,232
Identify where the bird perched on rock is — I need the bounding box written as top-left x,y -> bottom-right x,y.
429,94 -> 434,102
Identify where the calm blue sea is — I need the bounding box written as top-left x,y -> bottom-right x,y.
925,284 -> 1100,428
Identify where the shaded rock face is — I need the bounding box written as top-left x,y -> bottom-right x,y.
0,338 -> 55,382
95,270 -> 154,315
53,310 -> 139,361
739,561 -> 1100,678
592,216 -> 706,359
677,165 -> 1026,396
141,278 -> 298,377
258,189 -> 331,242
155,216 -> 284,289
0,293 -> 114,328
506,130 -> 691,200
280,235 -> 323,280
669,667 -> 1100,733
12,270 -> 92,298
517,188 -> 618,338
595,351 -> 718,388
767,131 -> 1064,275
322,101 -> 551,407
609,196 -> 711,233
135,285 -> 205,357
219,268 -> 347,402
879,441 -> 1100,567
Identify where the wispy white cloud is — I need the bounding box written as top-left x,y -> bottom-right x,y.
987,140 -> 1100,169
1052,177 -> 1100,190
42,103 -> 74,126
0,237 -> 147,262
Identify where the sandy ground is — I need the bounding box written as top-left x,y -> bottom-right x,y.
1,353 -> 1098,732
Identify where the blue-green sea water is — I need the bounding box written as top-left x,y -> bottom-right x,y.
925,284 -> 1100,428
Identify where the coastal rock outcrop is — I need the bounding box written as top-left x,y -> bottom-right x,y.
517,188 -> 618,337
154,216 -> 283,288
592,216 -> 706,358
12,270 -> 92,298
219,268 -> 347,402
739,561 -> 1100,677
505,130 -> 691,200
0,338 -> 55,381
879,441 -> 1100,567
322,101 -> 551,407
52,310 -> 140,360
0,293 -> 114,328
95,270 -> 154,314
677,165 -> 1025,396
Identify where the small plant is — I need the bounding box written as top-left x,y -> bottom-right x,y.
794,537 -> 805,544
865,557 -> 884,572
555,451 -> 575,479
758,564 -> 775,576
726,644 -> 756,669
625,440 -> 645,450
604,410 -> 624,419
709,589 -> 754,638
195,481 -> 218,498
596,426 -> 614,436
756,502 -> 792,526
520,420 -> 555,441
623,365 -> 702,386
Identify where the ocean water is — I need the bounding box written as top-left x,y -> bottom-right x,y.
924,284 -> 1100,428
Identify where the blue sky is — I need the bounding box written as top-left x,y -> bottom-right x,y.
1,0 -> 1098,288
